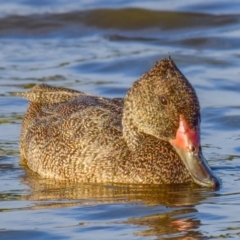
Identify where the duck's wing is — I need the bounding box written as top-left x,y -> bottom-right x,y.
16,83 -> 123,135
18,84 -> 125,181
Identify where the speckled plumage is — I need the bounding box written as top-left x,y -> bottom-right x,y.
18,58 -> 201,184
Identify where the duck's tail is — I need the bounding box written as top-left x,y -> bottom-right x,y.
12,91 -> 29,97
13,83 -> 84,104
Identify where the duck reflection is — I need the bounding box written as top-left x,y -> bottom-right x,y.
21,169 -> 217,239
127,208 -> 202,239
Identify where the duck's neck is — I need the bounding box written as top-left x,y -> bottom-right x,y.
122,116 -> 142,150
122,94 -> 144,150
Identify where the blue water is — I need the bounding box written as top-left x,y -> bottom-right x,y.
1,0 -> 240,239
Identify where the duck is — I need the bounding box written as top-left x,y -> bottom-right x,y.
17,57 -> 220,187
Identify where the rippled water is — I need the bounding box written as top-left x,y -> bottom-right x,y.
1,0 -> 240,239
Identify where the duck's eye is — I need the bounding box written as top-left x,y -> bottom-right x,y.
159,96 -> 168,106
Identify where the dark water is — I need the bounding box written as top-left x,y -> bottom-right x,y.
1,0 -> 240,239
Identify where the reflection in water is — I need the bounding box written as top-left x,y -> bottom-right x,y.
16,168 -> 218,239
128,210 -> 201,239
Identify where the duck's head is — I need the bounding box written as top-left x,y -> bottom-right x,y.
123,57 -> 220,188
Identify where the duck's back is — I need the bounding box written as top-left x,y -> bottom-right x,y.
19,84 -> 127,181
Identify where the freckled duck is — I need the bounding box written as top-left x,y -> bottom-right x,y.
17,58 -> 220,187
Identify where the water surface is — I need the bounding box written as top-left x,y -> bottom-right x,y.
1,0 -> 240,239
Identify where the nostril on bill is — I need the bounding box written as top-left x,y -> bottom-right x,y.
187,144 -> 197,153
